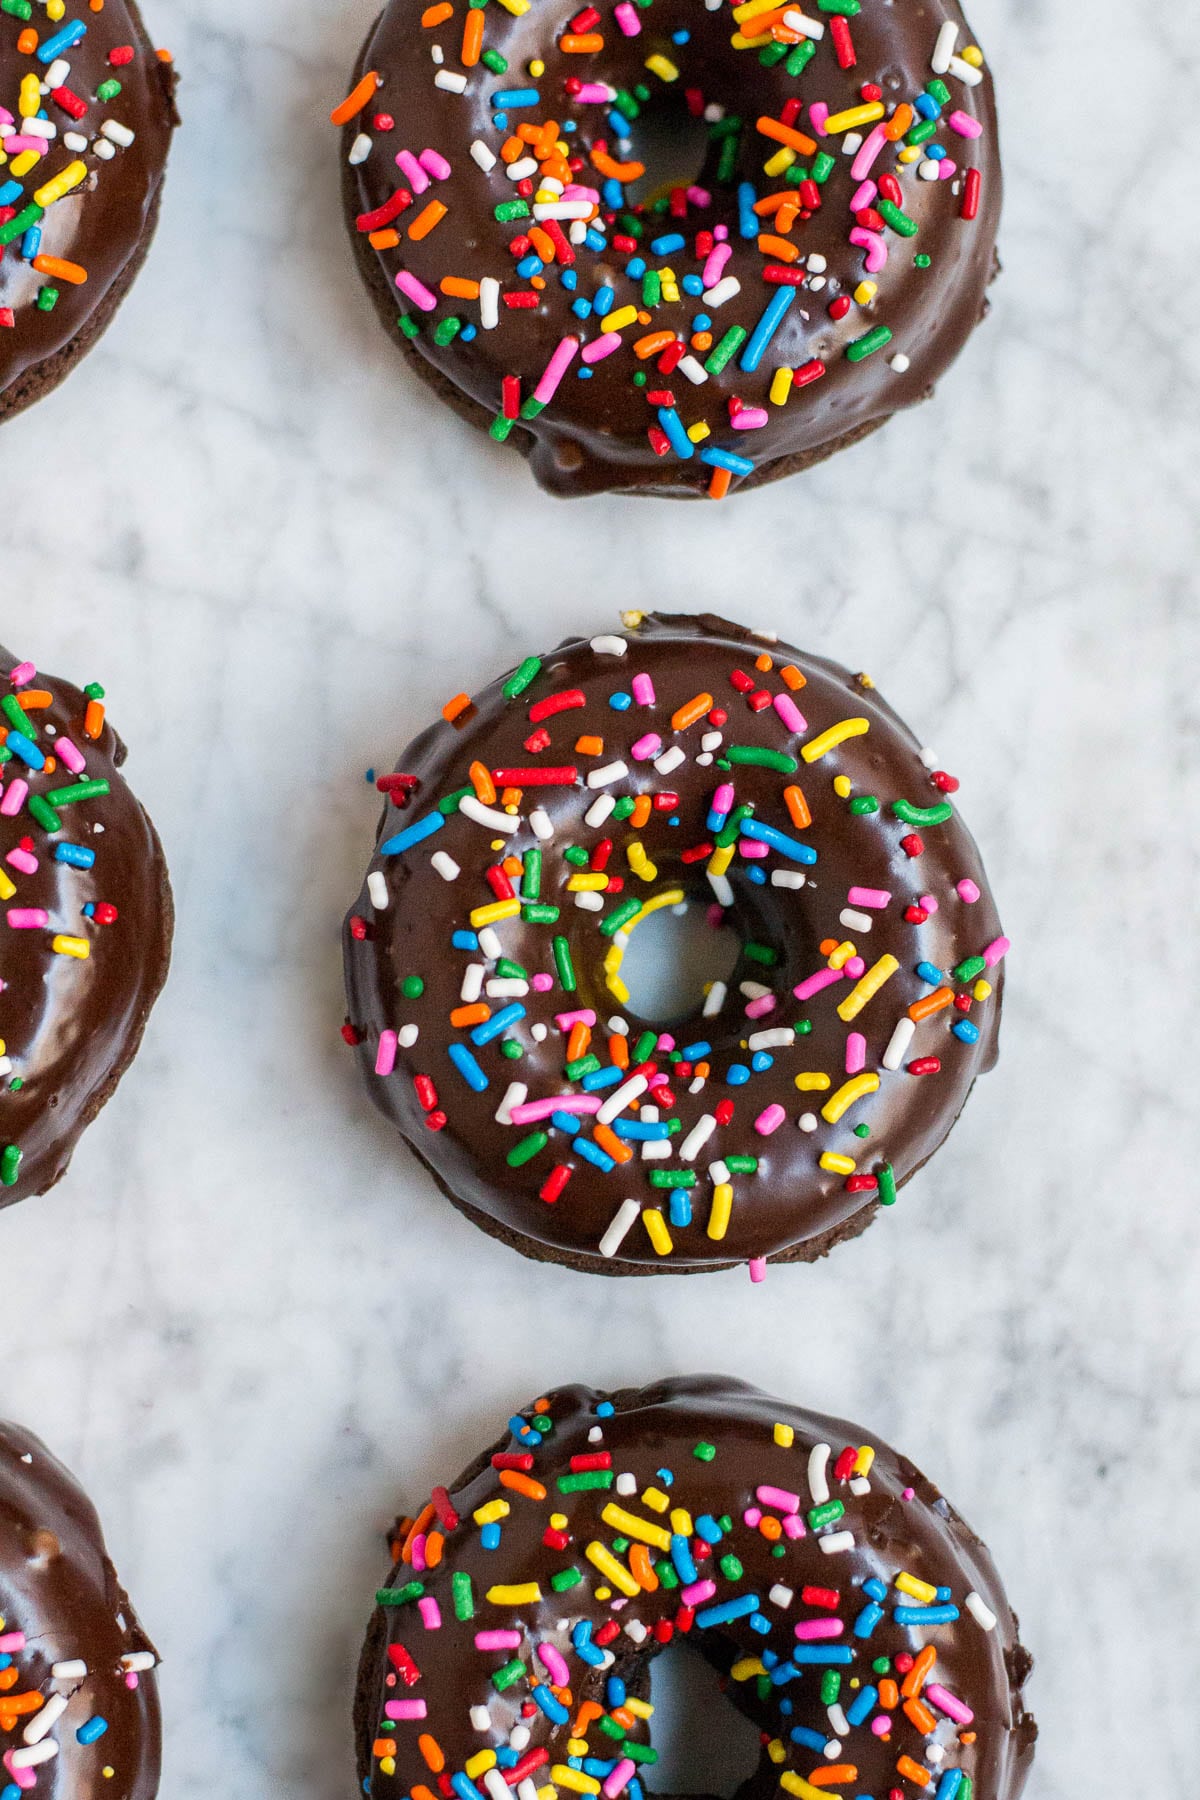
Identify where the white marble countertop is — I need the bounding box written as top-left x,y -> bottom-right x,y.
2,0 -> 1198,1793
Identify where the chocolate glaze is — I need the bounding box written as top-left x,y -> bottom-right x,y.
0,0 -> 177,421
343,613 -> 1005,1272
340,0 -> 1000,497
0,1419 -> 159,1799
0,645 -> 173,1210
355,1375 -> 1035,1799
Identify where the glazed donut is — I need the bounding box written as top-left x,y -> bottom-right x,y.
0,0 -> 178,423
353,1375 -> 1036,1800
342,612 -> 1007,1274
0,1418 -> 160,1798
0,645 -> 173,1210
333,0 -> 999,497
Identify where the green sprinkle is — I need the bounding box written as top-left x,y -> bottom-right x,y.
598,1715 -> 626,1742
490,414 -> 514,442
376,1582 -> 424,1607
452,1571 -> 475,1620
497,957 -> 527,979
704,325 -> 748,375
743,942 -> 777,966
877,198 -> 918,238
0,202 -> 43,248
565,1054 -> 602,1081
818,0 -> 859,12
811,150 -> 836,183
654,1558 -> 679,1589
400,314 -> 422,340
551,1567 -> 583,1591
433,316 -> 462,346
520,397 -> 547,420
503,656 -> 542,699
507,1131 -> 548,1168
719,1554 -> 743,1581
481,46 -> 508,72
877,1162 -> 897,1207
808,1499 -> 845,1529
892,797 -> 953,827
0,1145 -> 21,1188
820,1670 -> 842,1705
784,38 -> 816,76
96,78 -> 122,101
522,902 -> 560,924
611,795 -> 636,822
624,1744 -> 658,1765
492,1658 -> 526,1692
564,845 -> 590,867
532,1415 -> 552,1433
642,269 -> 660,307
1,695 -> 35,738
693,1441 -> 716,1462
725,745 -> 799,774
794,1019 -> 812,1037
953,955 -> 987,983
724,1154 -> 758,1175
45,780 -> 111,807
915,252 -> 932,268
495,199 -> 530,223
0,0 -> 33,19
846,326 -> 893,363
929,78 -> 951,105
649,1169 -> 696,1188
757,40 -> 787,64
28,797 -> 61,833
614,88 -> 641,118
600,897 -> 641,938
906,117 -> 938,148
632,1030 -> 657,1063
500,1039 -> 523,1060
552,934 -> 576,992
401,976 -> 425,999
438,786 -> 472,815
848,795 -> 880,815
632,370 -> 647,387
522,847 -> 542,900
557,1470 -> 613,1492
716,131 -> 741,184
853,1123 -> 870,1139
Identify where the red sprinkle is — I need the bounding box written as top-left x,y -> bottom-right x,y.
908,1056 -> 942,1076
528,689 -> 585,723
962,167 -> 981,221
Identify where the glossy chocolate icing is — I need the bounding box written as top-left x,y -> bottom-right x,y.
340,0 -> 1000,496
355,1375 -> 1035,1800
0,645 -> 173,1210
0,0 -> 177,419
0,1419 -> 159,1799
343,613 -> 1005,1273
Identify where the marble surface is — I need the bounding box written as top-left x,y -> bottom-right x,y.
2,0 -> 1198,1793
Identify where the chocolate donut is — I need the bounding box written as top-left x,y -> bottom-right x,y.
353,1376 -> 1036,1800
0,1418 -> 160,1798
342,612 -> 1007,1275
0,645 -> 173,1210
0,0 -> 178,424
334,0 -> 999,497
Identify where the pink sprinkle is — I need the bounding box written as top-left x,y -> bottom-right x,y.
6,848 -> 37,875
744,994 -> 775,1018
741,1508 -> 762,1529
845,1032 -> 866,1075
681,1578 -> 716,1605
419,147 -> 452,178
510,1095 -> 601,1124
919,894 -> 939,915
773,692 -> 807,734
2,1751 -> 36,1791
632,672 -> 655,706
983,935 -> 1010,967
417,1597 -> 441,1629
656,1033 -> 675,1052
385,1698 -> 428,1721
614,1 -> 641,32
396,269 -> 437,310
574,83 -> 611,102
850,225 -> 887,274
537,1641 -> 571,1686
396,148 -> 429,194
56,737 -> 86,774
749,1257 -> 767,1283
582,332 -> 622,364
555,1008 -> 596,1029
631,732 -> 662,762
475,1630 -> 520,1650
794,967 -> 843,1001
533,334 -> 580,404
410,1533 -> 427,1572
902,1486 -> 915,1501
794,1617 -> 844,1641
948,108 -> 982,137
714,223 -> 728,241
848,886 -> 891,908
604,1759 -> 636,1799
3,137 -> 46,157
739,840 -> 769,861
712,782 -> 735,813
850,122 -> 888,180
956,878 -> 980,903
755,1103 -> 786,1136
843,956 -> 866,978
807,101 -> 829,136
731,406 -> 769,430
925,1683 -> 974,1725
687,185 -> 711,207
938,159 -> 958,180
0,779 -> 27,817
782,1513 -> 806,1540
8,662 -> 35,688
702,241 -> 732,288
756,1484 -> 799,1514
375,1029 -> 398,1076
871,1714 -> 892,1737
0,1633 -> 25,1653
848,179 -> 877,212
6,909 -> 46,929
532,972 -> 555,992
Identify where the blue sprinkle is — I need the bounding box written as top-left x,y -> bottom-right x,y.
573,1135 -> 615,1172
460,323 -> 477,341
0,181 -> 21,207
668,1187 -> 692,1228
552,1110 -> 584,1134
577,366 -> 594,379
707,806 -> 730,831
739,284 -> 797,372
695,1593 -> 759,1629
608,109 -> 634,139
926,143 -> 947,160
951,1019 -> 980,1044
692,312 -> 711,330
447,1042 -> 489,1092
4,732 -> 44,771
496,1746 -> 520,1768
516,254 -> 544,278
584,227 -> 606,252
936,1773 -> 964,1800
863,1578 -> 887,1602
560,269 -> 578,290
492,86 -> 540,107
596,1400 -> 615,1416
603,176 -> 623,208
573,1619 -> 606,1664
854,1601 -> 884,1639
656,1467 -> 673,1487
672,27 -> 690,42
682,273 -> 703,295
657,406 -> 694,460
471,1002 -> 526,1046
451,930 -> 479,950
739,817 -> 817,863
738,181 -> 758,238
611,1118 -> 671,1140
563,119 -> 576,132
749,1612 -> 771,1634
790,1727 -> 828,1753
609,691 -> 633,711
893,1604 -> 960,1626
21,226 -> 41,260
694,1514 -> 722,1543
770,1661 -> 800,1687
726,1063 -> 750,1086
37,18 -> 87,61
509,1413 -> 539,1444
936,1586 -> 953,1602
761,1648 -> 779,1669
651,232 -> 685,255
380,811 -> 443,855
916,961 -> 946,985
491,112 -> 508,130
846,1684 -> 877,1725
580,1063 -> 625,1092
792,1645 -> 854,1665
55,843 -> 96,869
916,92 -> 940,118
451,1775 -> 486,1800
593,284 -> 615,317
746,866 -> 766,884
699,445 -> 754,477
606,1676 -> 627,1707
625,255 -> 646,278
751,1052 -> 774,1073
682,1041 -> 711,1060
480,1521 -> 501,1549
532,1684 -> 570,1724
670,1533 -> 698,1584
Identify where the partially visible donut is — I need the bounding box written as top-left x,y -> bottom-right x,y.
353,1375 -> 1036,1800
334,0 -> 1000,497
342,612 -> 1007,1275
0,1418 -> 160,1798
0,645 -> 173,1210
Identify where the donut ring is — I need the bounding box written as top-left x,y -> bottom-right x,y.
353,1375 -> 1036,1800
334,0 -> 1000,497
342,612 -> 1007,1274
0,1418 -> 161,1798
0,644 -> 173,1210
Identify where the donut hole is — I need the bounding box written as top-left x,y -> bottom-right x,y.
620,94 -> 713,208
644,1638 -> 764,1797
618,900 -> 741,1026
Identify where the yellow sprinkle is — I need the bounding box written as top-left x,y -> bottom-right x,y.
828,941 -> 857,970
566,873 -> 608,891
551,1771 -> 600,1796
529,57 -> 545,75
19,74 -> 41,118
600,1504 -> 672,1552
767,1737 -> 787,1764
686,421 -> 710,442
773,1422 -> 794,1448
51,935 -> 89,960
466,1751 -> 499,1779
624,888 -> 685,932
469,898 -> 521,927
473,1499 -> 510,1526
769,366 -> 792,406
764,146 -> 795,178
895,1571 -> 939,1604
853,1445 -> 875,1478
34,158 -> 87,209
707,1182 -> 733,1241
780,1776 -> 829,1800
731,1657 -> 767,1681
821,1072 -> 881,1124
974,978 -> 993,1001
621,611 -> 645,627
708,844 -> 734,877
642,1208 -> 673,1256
823,101 -> 885,134
585,1541 -> 640,1598
801,717 -> 870,762
10,151 -> 39,179
730,31 -> 768,49
833,774 -> 853,798
550,1512 -> 568,1530
624,1696 -> 653,1720
819,1152 -> 856,1175
961,42 -> 984,65
644,53 -> 679,80
732,0 -> 779,22
898,144 -> 921,164
601,304 -> 639,334
486,1582 -> 542,1606
626,841 -> 658,882
837,954 -> 899,1022
494,0 -> 530,13
794,1072 -> 831,1092
0,871 -> 15,901
566,1738 -> 588,1757
380,1758 -> 396,1778
854,279 -> 877,306
669,1507 -> 693,1538
640,1486 -> 670,1514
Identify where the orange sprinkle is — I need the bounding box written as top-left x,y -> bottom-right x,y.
370,228 -> 400,249
566,1022 -> 591,1063
83,699 -> 106,740
330,69 -> 378,126
372,1739 -> 397,1759
0,1670 -> 18,1693
533,1396 -> 552,1412
610,1707 -> 636,1731
903,1697 -> 937,1736
401,1502 -> 436,1562
609,1032 -> 629,1070
500,786 -> 522,808
575,735 -> 604,756
902,1646 -> 937,1699
803,1767 -> 857,1789
671,693 -> 714,731
424,1529 -> 444,1568
593,1123 -> 634,1165
441,276 -> 481,298
780,663 -> 806,690
752,190 -> 796,216
908,987 -> 954,1023
630,794 -> 652,829
413,1788 -> 439,1800
468,760 -> 497,803
756,115 -> 817,156
560,30 -> 603,50
757,233 -> 799,262
895,1758 -> 931,1789
501,134 -> 526,162
694,1060 -> 710,1078
774,201 -> 801,233
450,1003 -> 490,1029
32,255 -> 87,285
528,225 -> 556,262
629,1542 -> 659,1589
572,1700 -> 603,1736
499,1469 -> 547,1500
421,1 -> 453,24
883,103 -> 914,142
16,690 -> 52,710
16,28 -> 37,54
418,1735 -> 446,1774
819,937 -> 839,956
758,1513 -> 783,1541
502,856 -> 522,877
692,330 -> 713,352
878,1679 -> 900,1711
408,199 -> 447,240
461,6 -> 484,63
784,783 -> 811,829
633,329 -> 675,360
590,146 -> 645,183
442,692 -> 471,723
708,466 -> 732,500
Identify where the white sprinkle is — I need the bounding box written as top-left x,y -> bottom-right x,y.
918,159 -> 940,181
842,133 -> 863,156
799,1112 -> 818,1132
597,1073 -> 649,1126
398,1024 -> 419,1049
569,218 -> 588,244
890,352 -> 911,373
771,870 -> 806,889
678,1113 -> 717,1161
23,117 -> 57,140
471,138 -> 496,172
431,43 -> 444,62
708,871 -> 734,908
882,1016 -> 916,1071
120,1653 -> 156,1673
459,795 -> 520,833
44,59 -> 70,87
700,730 -> 722,751
93,137 -> 115,159
931,20 -> 958,73
460,963 -> 484,1004
806,252 -> 827,273
367,871 -> 389,910
531,1022 -> 548,1043
509,1725 -> 531,1751
748,1028 -> 794,1051
823,1736 -> 843,1758
431,849 -> 460,881
526,805 -> 553,842
840,907 -> 872,932
470,1705 -> 492,1731
478,926 -> 504,959
483,1770 -> 511,1800
622,1619 -> 647,1644
23,1693 -> 67,1744
591,634 -> 627,656
587,760 -> 629,789
575,890 -> 603,911
599,1197 -> 641,1258
642,1138 -> 671,1160
702,276 -> 741,309
948,53 -> 983,86
615,1471 -> 637,1495
788,9 -> 824,36
920,745 -> 940,768
966,1590 -> 998,1632
702,979 -> 726,1018
849,1477 -> 871,1496
740,980 -> 771,999
808,275 -> 826,292
507,157 -> 539,181
676,354 -> 709,386
349,131 -> 372,164
827,1706 -> 849,1739
9,1743 -> 56,1769
818,1531 -> 856,1555
654,745 -> 685,775
517,1782 -> 540,1800
63,131 -> 87,151
585,793 -> 616,828
486,978 -> 529,997
533,200 -> 595,220
50,1661 -> 87,1681
434,69 -> 467,92
768,1584 -> 793,1609
808,1443 -> 831,1504
708,1159 -> 730,1185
